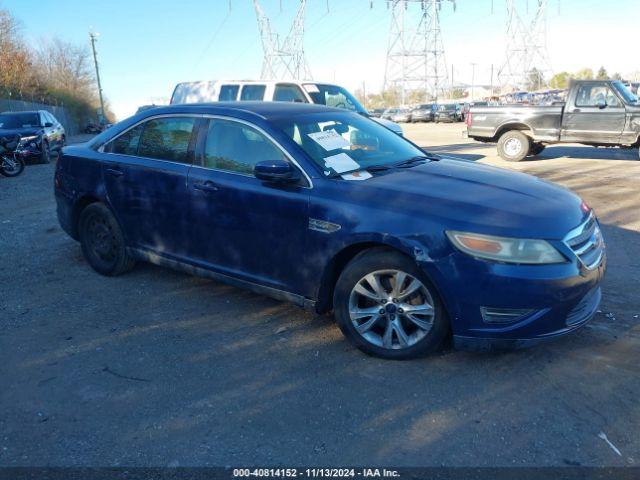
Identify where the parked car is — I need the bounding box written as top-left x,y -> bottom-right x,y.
434,104 -> 462,123
410,104 -> 435,123
390,108 -> 412,123
0,110 -> 65,164
84,123 -> 102,134
381,108 -> 398,120
170,80 -> 403,136
369,108 -> 385,118
467,80 -> 640,161
55,102 -> 605,359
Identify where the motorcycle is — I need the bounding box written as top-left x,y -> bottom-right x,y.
0,134 -> 25,177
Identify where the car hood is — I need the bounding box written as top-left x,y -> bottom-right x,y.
337,159 -> 585,239
372,117 -> 403,135
0,127 -> 41,138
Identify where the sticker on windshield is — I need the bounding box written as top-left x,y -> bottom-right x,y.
341,171 -> 372,181
308,129 -> 351,151
323,153 -> 359,173
303,84 -> 320,93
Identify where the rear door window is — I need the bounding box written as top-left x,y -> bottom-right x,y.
274,84 -> 307,103
219,84 -> 240,101
137,117 -> 196,163
240,85 -> 266,101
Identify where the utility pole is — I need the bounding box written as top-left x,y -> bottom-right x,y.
89,31 -> 106,125
470,62 -> 477,101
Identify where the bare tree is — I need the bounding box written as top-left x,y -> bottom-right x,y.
35,38 -> 95,98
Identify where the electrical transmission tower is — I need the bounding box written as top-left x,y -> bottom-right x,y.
253,0 -> 312,80
383,0 -> 456,104
498,0 -> 553,91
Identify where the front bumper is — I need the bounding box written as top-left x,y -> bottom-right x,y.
422,250 -> 606,351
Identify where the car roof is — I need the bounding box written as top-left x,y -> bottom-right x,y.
141,101 -> 345,120
1,110 -> 40,114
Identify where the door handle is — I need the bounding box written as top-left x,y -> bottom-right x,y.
106,168 -> 124,178
573,109 -> 581,113
193,181 -> 219,193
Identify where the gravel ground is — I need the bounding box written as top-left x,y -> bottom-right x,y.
0,129 -> 638,467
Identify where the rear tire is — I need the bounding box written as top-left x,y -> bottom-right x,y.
497,130 -> 531,162
333,248 -> 449,360
78,203 -> 136,276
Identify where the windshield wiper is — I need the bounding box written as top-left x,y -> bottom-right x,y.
326,165 -> 391,179
393,155 -> 439,168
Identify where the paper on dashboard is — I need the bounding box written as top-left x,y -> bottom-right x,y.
323,153 -> 360,173
308,129 -> 351,151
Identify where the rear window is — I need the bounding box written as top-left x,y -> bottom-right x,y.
240,85 -> 266,101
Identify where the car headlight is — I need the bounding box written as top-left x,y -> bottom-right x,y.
19,135 -> 39,144
446,230 -> 566,264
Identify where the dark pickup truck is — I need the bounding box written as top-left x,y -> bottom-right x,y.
466,80 -> 640,161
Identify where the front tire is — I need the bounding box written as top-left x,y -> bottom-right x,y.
38,141 -> 51,164
497,130 -> 531,162
78,203 -> 136,276
0,154 -> 25,177
333,248 -> 449,359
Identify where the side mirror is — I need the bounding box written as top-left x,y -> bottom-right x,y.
596,98 -> 607,109
44,122 -> 53,127
254,160 -> 300,184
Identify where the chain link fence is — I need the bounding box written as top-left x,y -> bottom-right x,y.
0,97 -> 80,135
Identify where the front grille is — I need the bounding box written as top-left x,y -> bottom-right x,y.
564,215 -> 604,270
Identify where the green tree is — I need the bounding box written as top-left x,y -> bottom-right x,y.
575,68 -> 594,80
596,66 -> 609,80
549,71 -> 571,89
612,72 -> 623,81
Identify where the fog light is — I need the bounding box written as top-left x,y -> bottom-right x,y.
30,142 -> 37,148
480,307 -> 535,324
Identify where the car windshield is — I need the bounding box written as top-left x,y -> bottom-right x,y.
274,112 -> 427,177
612,81 -> 638,104
303,84 -> 367,114
0,113 -> 40,129
438,105 -> 455,111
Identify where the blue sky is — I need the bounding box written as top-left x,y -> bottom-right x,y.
5,0 -> 638,119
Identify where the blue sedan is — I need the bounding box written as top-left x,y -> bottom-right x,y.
54,102 -> 606,359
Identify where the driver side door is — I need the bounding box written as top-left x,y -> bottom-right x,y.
561,83 -> 626,143
186,117 -> 310,294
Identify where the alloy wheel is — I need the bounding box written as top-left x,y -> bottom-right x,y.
348,269 -> 435,350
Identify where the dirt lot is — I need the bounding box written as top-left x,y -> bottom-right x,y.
0,127 -> 639,467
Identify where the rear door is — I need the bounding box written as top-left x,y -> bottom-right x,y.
186,117 -> 310,292
561,83 -> 626,143
101,115 -> 202,258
